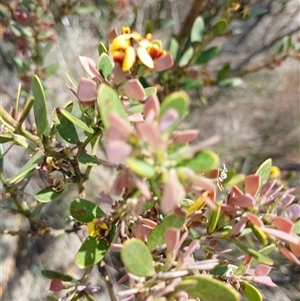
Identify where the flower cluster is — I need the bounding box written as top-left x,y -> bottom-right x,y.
109,27 -> 171,72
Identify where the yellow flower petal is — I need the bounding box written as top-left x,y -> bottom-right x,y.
122,46 -> 136,71
139,39 -> 152,48
98,222 -> 109,230
122,26 -> 131,34
270,166 -> 280,178
137,47 -> 154,69
110,35 -> 131,52
131,31 -> 142,41
87,221 -> 97,237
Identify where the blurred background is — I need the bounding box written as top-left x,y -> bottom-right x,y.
0,0 -> 299,300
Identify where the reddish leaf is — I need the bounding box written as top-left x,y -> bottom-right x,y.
144,94 -> 160,122
261,227 -> 299,244
165,228 -> 180,253
289,240 -> 300,256
277,194 -> 296,210
88,63 -> 104,82
106,112 -> 132,141
191,175 -> 216,193
272,216 -> 293,233
49,278 -> 64,292
261,179 -> 276,196
106,140 -> 132,164
182,240 -> 200,260
154,53 -> 174,72
231,216 -> 247,236
132,224 -> 147,241
232,185 -> 243,197
124,79 -> 146,100
231,194 -> 255,208
159,108 -> 179,132
171,129 -> 199,143
79,56 -> 97,78
107,29 -> 118,42
280,246 -> 300,264
255,264 -> 272,276
133,177 -> 151,200
113,170 -> 131,195
161,170 -> 184,214
136,122 -> 161,148
128,113 -> 144,122
246,213 -> 264,227
282,204 -> 300,221
77,77 -> 97,106
111,64 -> 128,84
253,276 -> 277,287
245,175 -> 260,196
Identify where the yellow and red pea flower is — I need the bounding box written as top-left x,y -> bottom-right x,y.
87,218 -> 109,238
109,27 -> 167,72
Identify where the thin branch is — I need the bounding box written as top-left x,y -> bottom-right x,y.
98,261 -> 118,301
232,25 -> 300,73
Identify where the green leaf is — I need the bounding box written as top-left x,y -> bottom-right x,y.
235,240 -> 273,265
208,202 -> 221,233
177,150 -> 219,173
159,91 -> 189,134
74,5 -> 95,15
42,270 -> 74,282
218,78 -> 243,88
98,42 -> 108,56
0,144 -> 3,171
293,220 -> 300,234
241,281 -> 262,301
32,75 -> 49,136
70,198 -> 105,223
121,239 -> 154,277
212,19 -> 227,35
176,276 -> 240,301
255,158 -> 272,187
144,87 -> 157,97
8,151 -> 44,184
76,236 -> 109,268
258,244 -> 276,256
178,47 -> 194,67
249,7 -> 268,17
0,134 -> 13,143
78,153 -> 100,166
212,264 -> 238,276
148,212 -> 186,250
191,16 -> 205,42
125,158 -> 155,178
17,97 -> 34,127
35,187 -> 63,203
194,46 -> 220,65
169,38 -> 179,61
98,84 -> 129,129
54,109 -> 79,144
10,21 -> 32,37
180,76 -> 203,90
97,53 -> 114,79
15,83 -> 22,119
217,63 -> 231,81
13,134 -> 29,149
59,108 -> 94,134
127,104 -> 144,114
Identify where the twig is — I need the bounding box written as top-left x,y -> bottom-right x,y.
98,261 -> 118,301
